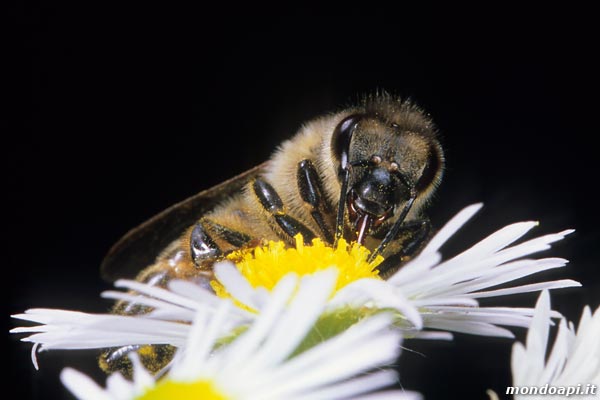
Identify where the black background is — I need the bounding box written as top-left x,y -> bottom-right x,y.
8,4 -> 599,399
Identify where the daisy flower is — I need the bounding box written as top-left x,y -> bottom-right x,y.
12,203 -> 580,368
510,290 -> 600,399
214,203 -> 581,338
212,234 -> 422,329
12,246 -> 417,368
60,269 -> 421,400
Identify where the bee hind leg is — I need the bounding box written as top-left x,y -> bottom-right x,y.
374,219 -> 431,278
99,343 -> 176,378
99,264 -> 184,376
100,225 -> 223,377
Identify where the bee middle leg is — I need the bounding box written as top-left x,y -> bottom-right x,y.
374,219 -> 431,278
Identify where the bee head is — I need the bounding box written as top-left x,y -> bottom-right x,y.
331,109 -> 444,244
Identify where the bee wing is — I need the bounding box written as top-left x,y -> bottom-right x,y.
100,162 -> 269,281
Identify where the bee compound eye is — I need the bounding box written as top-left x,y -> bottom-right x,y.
331,114 -> 362,173
415,142 -> 444,193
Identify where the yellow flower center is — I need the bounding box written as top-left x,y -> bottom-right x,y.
136,379 -> 227,400
212,234 -> 383,305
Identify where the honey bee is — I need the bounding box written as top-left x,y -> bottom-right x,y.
99,93 -> 444,375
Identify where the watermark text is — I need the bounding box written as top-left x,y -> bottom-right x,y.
506,384 -> 597,397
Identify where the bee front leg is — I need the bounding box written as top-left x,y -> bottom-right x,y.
252,178 -> 317,245
375,219 -> 431,278
297,159 -> 334,244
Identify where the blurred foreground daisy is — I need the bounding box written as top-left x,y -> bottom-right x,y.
58,269 -> 420,400
12,204 -> 581,369
509,290 -> 600,399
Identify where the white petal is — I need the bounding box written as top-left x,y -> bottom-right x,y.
168,279 -> 219,302
31,343 -> 40,370
60,368 -> 113,400
424,319 -> 515,338
419,203 -> 483,255
100,291 -> 192,317
245,269 -> 337,370
114,280 -> 202,310
424,258 -> 568,299
513,290 -> 550,384
388,252 -> 442,286
463,230 -> 573,276
411,331 -> 454,340
105,373 -> 135,400
129,353 -> 155,393
526,291 -> 551,371
540,318 -> 569,383
356,391 -> 423,400
423,307 -> 533,328
219,273 -> 297,370
12,309 -> 99,326
556,306 -> 600,384
293,370 -> 399,400
332,279 -> 423,329
20,315 -> 189,350
259,313 -> 396,383
468,280 -> 581,298
172,302 -> 232,380
511,342 -> 528,385
410,297 -> 479,308
444,221 -> 538,266
256,330 -> 402,399
213,261 -> 260,309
